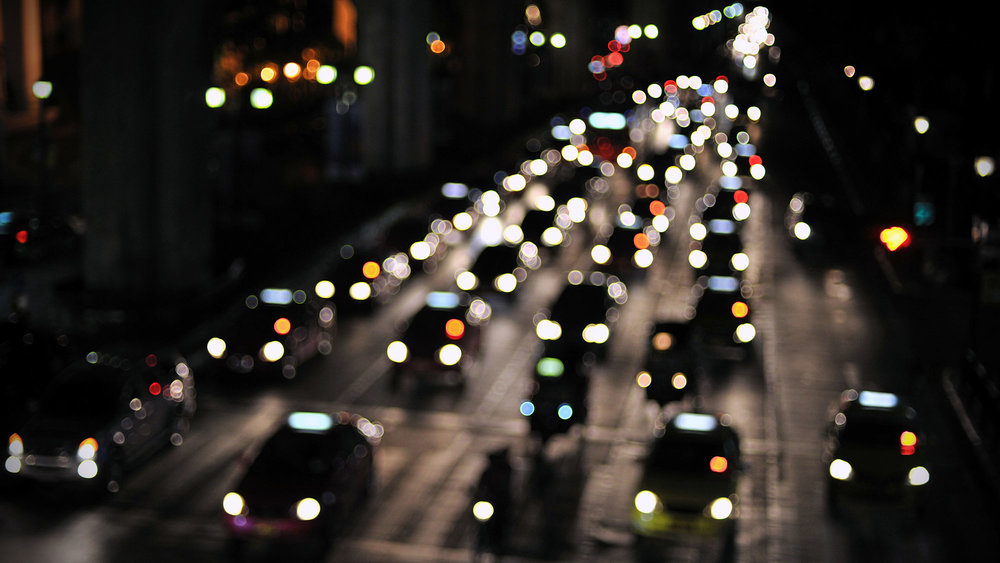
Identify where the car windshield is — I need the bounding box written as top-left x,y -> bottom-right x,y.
551,284 -> 608,322
840,415 -> 916,447
37,367 -> 125,422
472,245 -> 519,278
404,307 -> 465,347
231,304 -> 303,341
252,427 -> 356,477
648,434 -> 734,474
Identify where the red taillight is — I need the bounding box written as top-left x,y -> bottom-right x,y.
900,431 -> 917,455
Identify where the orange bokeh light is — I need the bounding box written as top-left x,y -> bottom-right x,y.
274,317 -> 291,335
709,456 -> 729,473
445,318 -> 465,339
633,233 -> 650,250
362,261 -> 381,279
732,301 -> 749,318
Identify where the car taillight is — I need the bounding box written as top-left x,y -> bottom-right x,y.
900,431 -> 917,455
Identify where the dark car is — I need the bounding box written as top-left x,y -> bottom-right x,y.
5,347 -> 196,494
386,291 -> 491,388
688,220 -> 749,281
1,319 -> 75,437
784,191 -> 857,263
222,411 -> 382,553
519,356 -> 589,444
205,287 -> 336,380
636,321 -> 702,406
824,389 -> 931,512
519,207 -> 566,252
534,270 -> 627,367
318,244 -> 405,318
454,242 -> 531,300
689,276 -> 756,361
590,212 -> 658,277
631,412 -> 742,554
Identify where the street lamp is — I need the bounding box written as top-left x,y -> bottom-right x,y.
32,80 -> 53,206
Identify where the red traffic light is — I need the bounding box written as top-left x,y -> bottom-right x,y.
879,226 -> 911,251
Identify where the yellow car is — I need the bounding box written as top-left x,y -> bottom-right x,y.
632,412 -> 742,546
824,389 -> 930,511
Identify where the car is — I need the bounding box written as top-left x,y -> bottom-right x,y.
784,190 -> 857,263
688,218 -> 749,281
222,411 -> 382,554
533,270 -> 627,367
205,286 -> 336,380
518,207 -> 566,252
428,181 -> 480,240
824,389 -> 931,512
386,291 -> 491,388
688,276 -> 756,361
635,321 -> 702,406
381,212 -> 448,273
4,346 -> 196,494
453,242 -> 534,302
318,244 -> 405,318
519,355 -> 589,445
631,411 -> 742,552
590,209 -> 658,277
1,319 -> 76,437
698,186 -> 752,228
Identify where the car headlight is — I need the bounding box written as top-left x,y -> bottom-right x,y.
295,497 -> 321,521
735,323 -> 756,343
709,497 -> 734,520
730,252 -> 750,272
634,490 -> 660,514
223,492 -> 246,516
5,433 -> 23,474
634,248 -> 654,268
261,341 -> 285,362
437,344 -> 463,366
536,319 -> 562,340
386,341 -> 408,363
207,337 -> 227,359
908,466 -> 930,486
794,221 -> 812,240
494,273 -> 518,293
455,271 -> 478,291
591,244 -> 612,265
77,437 -> 98,460
349,281 -> 373,301
472,500 -> 494,522
582,323 -> 609,344
8,433 -> 23,457
688,249 -> 708,269
541,226 -> 564,246
829,458 -> 853,481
